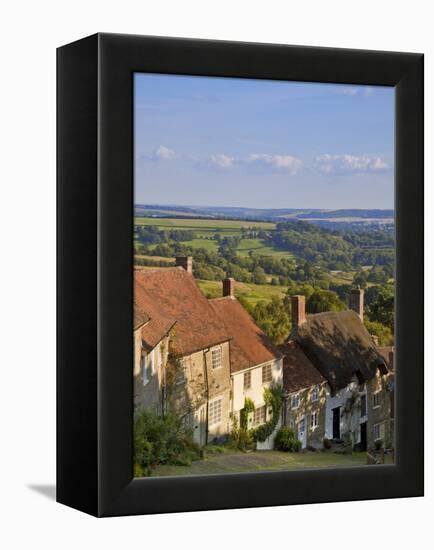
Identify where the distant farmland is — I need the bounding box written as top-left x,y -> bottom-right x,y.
134,216 -> 294,259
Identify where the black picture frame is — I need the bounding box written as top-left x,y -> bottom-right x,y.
57,33 -> 424,517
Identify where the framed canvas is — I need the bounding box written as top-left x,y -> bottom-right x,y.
57,33 -> 424,517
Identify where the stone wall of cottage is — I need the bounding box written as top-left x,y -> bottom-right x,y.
133,331 -> 169,414
204,342 -> 231,442
366,370 -> 394,450
286,382 -> 328,449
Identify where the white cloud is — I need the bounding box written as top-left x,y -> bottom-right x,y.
154,145 -> 175,160
337,87 -> 359,97
210,154 -> 235,168
247,153 -> 302,175
315,154 -> 388,174
144,145 -> 175,161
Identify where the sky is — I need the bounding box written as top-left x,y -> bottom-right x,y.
134,73 -> 394,210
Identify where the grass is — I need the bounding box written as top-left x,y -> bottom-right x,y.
197,279 -> 287,307
134,217 -> 275,230
150,450 -> 374,477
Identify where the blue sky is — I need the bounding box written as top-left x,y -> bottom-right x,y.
134,73 -> 394,209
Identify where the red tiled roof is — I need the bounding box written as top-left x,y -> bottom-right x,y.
209,296 -> 282,373
134,305 -> 150,331
134,268 -> 230,355
281,340 -> 326,393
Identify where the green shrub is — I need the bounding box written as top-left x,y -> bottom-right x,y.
133,408 -> 201,476
374,439 -> 383,451
274,426 -> 301,452
323,437 -> 332,450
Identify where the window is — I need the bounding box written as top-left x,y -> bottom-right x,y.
373,390 -> 382,408
311,385 -> 319,402
208,398 -> 222,426
262,364 -> 272,384
243,371 -> 251,390
291,393 -> 300,409
211,347 -> 222,370
360,394 -> 367,417
253,405 -> 266,426
310,411 -> 319,429
373,422 -> 384,441
141,353 -> 150,386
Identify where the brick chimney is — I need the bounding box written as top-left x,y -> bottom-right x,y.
291,295 -> 306,328
349,288 -> 364,321
222,277 -> 235,298
176,256 -> 193,274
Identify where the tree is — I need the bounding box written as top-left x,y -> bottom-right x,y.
364,320 -> 394,346
307,289 -> 345,314
368,291 -> 394,331
252,266 -> 267,285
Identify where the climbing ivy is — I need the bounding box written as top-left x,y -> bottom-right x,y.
250,385 -> 283,443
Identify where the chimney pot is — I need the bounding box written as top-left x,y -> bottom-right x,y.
223,277 -> 235,298
349,288 -> 364,321
176,256 -> 193,274
291,295 -> 306,328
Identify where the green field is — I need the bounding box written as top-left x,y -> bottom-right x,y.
151,450 -> 373,477
197,279 -> 287,307
135,217 -> 296,259
134,217 -> 275,230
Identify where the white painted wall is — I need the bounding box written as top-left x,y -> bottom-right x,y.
232,358 -> 283,413
232,358 -> 283,449
325,378 -> 367,445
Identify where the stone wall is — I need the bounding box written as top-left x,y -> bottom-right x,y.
286,382 -> 328,449
366,370 -> 394,450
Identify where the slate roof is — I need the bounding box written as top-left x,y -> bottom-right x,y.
280,340 -> 326,393
134,268 -> 231,355
209,296 -> 282,373
293,310 -> 387,392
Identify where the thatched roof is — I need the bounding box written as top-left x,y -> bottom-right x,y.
280,341 -> 326,393
294,310 -> 387,392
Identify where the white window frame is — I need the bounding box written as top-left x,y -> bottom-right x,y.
310,411 -> 319,429
291,393 -> 300,409
208,398 -> 222,426
211,346 -> 222,370
373,389 -> 381,409
141,352 -> 149,386
262,364 -> 272,384
311,385 -> 319,402
243,370 -> 251,390
253,405 -> 267,426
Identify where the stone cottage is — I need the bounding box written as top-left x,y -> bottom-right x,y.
209,278 -> 284,450
134,258 -> 232,446
290,290 -> 390,450
281,340 -> 328,449
366,346 -> 394,450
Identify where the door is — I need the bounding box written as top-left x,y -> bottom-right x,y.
297,416 -> 307,448
193,405 -> 206,447
332,406 -> 341,439
360,421 -> 367,451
